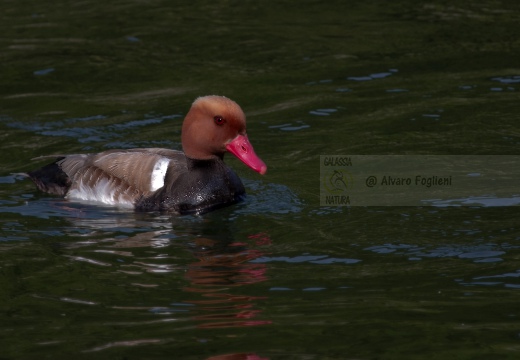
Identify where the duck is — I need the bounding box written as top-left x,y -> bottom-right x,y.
27,95 -> 267,215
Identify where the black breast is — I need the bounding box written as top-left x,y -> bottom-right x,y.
135,157 -> 246,214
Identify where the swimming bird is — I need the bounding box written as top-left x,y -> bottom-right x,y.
27,95 -> 267,215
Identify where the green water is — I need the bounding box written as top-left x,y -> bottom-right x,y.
2,1 -> 520,359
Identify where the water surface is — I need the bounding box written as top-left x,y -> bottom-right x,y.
2,1 -> 520,359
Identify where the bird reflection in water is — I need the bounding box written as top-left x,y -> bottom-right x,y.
184,231 -> 272,329
61,207 -> 273,329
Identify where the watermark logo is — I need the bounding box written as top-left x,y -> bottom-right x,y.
323,169 -> 352,193
321,156 -> 354,205
320,155 -> 520,206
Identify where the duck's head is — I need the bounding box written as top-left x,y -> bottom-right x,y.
181,95 -> 267,175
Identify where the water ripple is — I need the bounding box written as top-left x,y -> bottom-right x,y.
6,114 -> 180,144
250,254 -> 360,265
365,243 -> 512,263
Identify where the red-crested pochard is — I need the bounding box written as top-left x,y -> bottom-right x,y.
27,95 -> 267,214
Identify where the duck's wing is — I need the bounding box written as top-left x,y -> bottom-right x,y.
29,149 -> 186,206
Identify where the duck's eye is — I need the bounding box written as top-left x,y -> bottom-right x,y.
214,115 -> 226,126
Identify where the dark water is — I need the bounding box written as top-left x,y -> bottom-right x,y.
2,1 -> 520,359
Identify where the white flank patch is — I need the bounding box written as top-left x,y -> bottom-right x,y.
67,178 -> 135,209
150,158 -> 170,192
